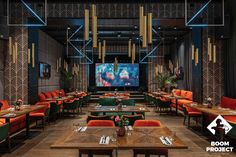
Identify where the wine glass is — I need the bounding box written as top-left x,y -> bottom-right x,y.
73,123 -> 80,132
110,132 -> 117,142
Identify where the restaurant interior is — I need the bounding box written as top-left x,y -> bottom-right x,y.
0,0 -> 236,157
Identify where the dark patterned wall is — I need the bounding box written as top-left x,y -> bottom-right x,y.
202,29 -> 224,104
4,27 -> 28,104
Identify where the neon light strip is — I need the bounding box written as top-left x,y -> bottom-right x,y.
21,0 -> 46,25
187,0 -> 212,25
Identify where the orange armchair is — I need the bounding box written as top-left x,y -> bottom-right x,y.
133,120 -> 161,127
87,120 -> 115,127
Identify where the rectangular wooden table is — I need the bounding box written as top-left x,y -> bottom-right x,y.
190,104 -> 236,131
45,96 -> 73,102
0,105 -> 45,137
0,105 -> 45,149
156,93 -> 183,115
89,105 -> 150,118
51,126 -> 187,156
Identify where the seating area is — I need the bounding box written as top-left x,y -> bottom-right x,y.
1,0 -> 236,157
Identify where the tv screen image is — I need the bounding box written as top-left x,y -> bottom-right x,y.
39,62 -> 51,78
96,63 -> 139,87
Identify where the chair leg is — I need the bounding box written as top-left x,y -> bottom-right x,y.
183,116 -> 186,125
42,117 -> 45,130
188,116 -> 190,128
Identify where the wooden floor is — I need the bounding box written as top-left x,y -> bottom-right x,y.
1,104 -> 236,157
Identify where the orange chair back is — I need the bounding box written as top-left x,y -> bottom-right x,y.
87,120 -> 115,127
133,120 -> 161,127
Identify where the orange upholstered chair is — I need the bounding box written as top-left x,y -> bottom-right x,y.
183,106 -> 202,128
133,120 -> 167,157
87,120 -> 115,127
30,102 -> 50,129
220,96 -> 236,110
133,120 -> 161,127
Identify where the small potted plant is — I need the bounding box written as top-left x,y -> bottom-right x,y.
206,97 -> 213,108
15,99 -> 23,111
115,115 -> 129,137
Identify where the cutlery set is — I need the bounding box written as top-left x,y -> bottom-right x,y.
160,136 -> 173,146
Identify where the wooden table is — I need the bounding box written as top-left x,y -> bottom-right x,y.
45,96 -> 73,102
190,104 -> 236,131
51,126 -> 187,156
0,105 -> 44,147
89,106 -> 150,118
161,95 -> 183,115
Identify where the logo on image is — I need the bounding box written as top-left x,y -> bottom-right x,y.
207,115 -> 232,137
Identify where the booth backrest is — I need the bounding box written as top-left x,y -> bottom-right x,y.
0,100 -> 10,110
172,89 -> 193,101
221,96 -> 236,110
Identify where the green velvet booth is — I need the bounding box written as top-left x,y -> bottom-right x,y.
99,98 -> 116,106
121,99 -> 135,106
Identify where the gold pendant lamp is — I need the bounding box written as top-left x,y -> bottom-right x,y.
132,43 -> 136,64
128,39 -> 131,57
98,41 -> 102,59
102,40 -> 106,63
142,15 -> 147,48
84,9 -> 89,41
92,4 -> 97,48
139,6 -> 144,37
147,13 -> 152,44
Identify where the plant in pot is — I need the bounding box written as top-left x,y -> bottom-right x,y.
151,72 -> 177,92
115,115 -> 129,137
61,69 -> 74,92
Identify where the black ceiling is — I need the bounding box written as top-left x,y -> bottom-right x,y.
41,18 -> 191,46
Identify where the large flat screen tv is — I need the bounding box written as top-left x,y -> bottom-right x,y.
39,62 -> 51,79
96,63 -> 139,87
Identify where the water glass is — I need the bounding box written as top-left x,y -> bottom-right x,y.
111,132 -> 117,142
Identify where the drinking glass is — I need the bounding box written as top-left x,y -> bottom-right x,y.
110,132 -> 117,142
73,123 -> 80,132
169,131 -> 176,142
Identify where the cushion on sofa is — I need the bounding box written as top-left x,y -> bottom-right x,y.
221,96 -> 236,110
44,92 -> 52,98
172,89 -> 181,96
224,116 -> 236,124
0,100 -> 10,110
51,91 -> 58,98
39,93 -> 46,101
181,90 -> 193,101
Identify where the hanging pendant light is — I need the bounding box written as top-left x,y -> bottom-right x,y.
15,42 -> 18,63
132,43 -> 135,64
213,45 -> 216,63
98,41 -> 102,59
195,48 -> 199,66
147,13 -> 152,44
142,16 -> 147,48
114,57 -> 118,72
102,40 -> 106,63
32,43 -> 35,68
84,9 -> 89,41
9,37 -> 12,55
12,45 -> 15,64
92,4 -> 97,48
139,6 -> 144,37
128,39 -> 131,57
92,15 -> 97,48
28,48 -> 31,64
191,45 -> 195,60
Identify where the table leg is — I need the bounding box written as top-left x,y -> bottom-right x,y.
175,99 -> 178,115
115,148 -> 118,157
26,113 -> 30,137
201,113 -> 205,133
6,118 -> 11,152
